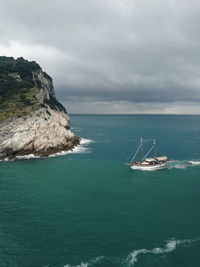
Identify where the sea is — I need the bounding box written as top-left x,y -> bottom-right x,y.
0,115 -> 200,267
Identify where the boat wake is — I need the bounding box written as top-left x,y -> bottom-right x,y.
0,138 -> 93,162
128,159 -> 200,171
63,237 -> 199,267
188,160 -> 200,166
166,160 -> 189,170
167,159 -> 200,170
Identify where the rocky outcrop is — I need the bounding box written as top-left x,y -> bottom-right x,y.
0,56 -> 80,160
33,69 -> 56,104
0,107 -> 80,160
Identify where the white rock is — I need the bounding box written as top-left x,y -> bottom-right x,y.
0,107 -> 79,159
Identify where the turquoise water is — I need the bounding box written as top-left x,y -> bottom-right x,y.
0,115 -> 200,267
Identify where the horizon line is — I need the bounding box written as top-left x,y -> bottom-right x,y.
70,113 -> 200,116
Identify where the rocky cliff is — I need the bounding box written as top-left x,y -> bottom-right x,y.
0,56 -> 79,160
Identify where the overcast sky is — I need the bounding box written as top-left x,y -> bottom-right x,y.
1,0 -> 200,114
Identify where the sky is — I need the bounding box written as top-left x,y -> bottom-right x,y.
1,0 -> 200,114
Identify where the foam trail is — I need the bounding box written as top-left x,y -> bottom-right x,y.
167,159 -> 200,170
127,237 -> 199,265
188,160 -> 200,166
167,160 -> 188,170
63,238 -> 199,267
64,256 -> 104,267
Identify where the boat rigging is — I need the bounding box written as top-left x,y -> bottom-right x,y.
128,138 -> 169,171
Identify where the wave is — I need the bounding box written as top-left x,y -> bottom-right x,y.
64,256 -> 104,267
126,237 -> 199,265
63,237 -> 199,267
13,154 -> 40,160
49,139 -> 92,157
80,138 -> 93,145
50,138 -> 93,157
0,138 -> 93,162
0,153 -> 41,162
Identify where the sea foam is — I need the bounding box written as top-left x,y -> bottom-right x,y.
49,138 -> 93,157
64,256 -> 104,267
80,138 -> 93,145
63,237 -> 199,267
166,160 -> 189,170
126,237 -> 199,265
0,138 -> 93,162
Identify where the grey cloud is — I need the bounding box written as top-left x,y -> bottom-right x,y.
1,0 -> 200,113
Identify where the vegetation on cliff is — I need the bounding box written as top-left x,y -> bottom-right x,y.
0,56 -> 65,122
0,56 -> 80,159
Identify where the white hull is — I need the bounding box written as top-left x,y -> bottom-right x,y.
131,163 -> 166,171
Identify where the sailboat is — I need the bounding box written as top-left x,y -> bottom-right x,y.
128,138 -> 169,171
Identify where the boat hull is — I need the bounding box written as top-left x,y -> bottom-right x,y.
131,163 -> 166,171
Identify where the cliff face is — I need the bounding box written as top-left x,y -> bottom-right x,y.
0,56 -> 79,160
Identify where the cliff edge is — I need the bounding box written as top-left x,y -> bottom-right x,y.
0,56 -> 80,160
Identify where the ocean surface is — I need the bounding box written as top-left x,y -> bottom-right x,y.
0,115 -> 200,267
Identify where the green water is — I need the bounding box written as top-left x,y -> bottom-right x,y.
0,115 -> 200,267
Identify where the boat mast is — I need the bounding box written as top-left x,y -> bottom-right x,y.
130,139 -> 142,163
153,139 -> 156,157
140,137 -> 143,162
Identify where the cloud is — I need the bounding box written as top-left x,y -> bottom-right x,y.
0,0 -> 200,113
64,100 -> 200,115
